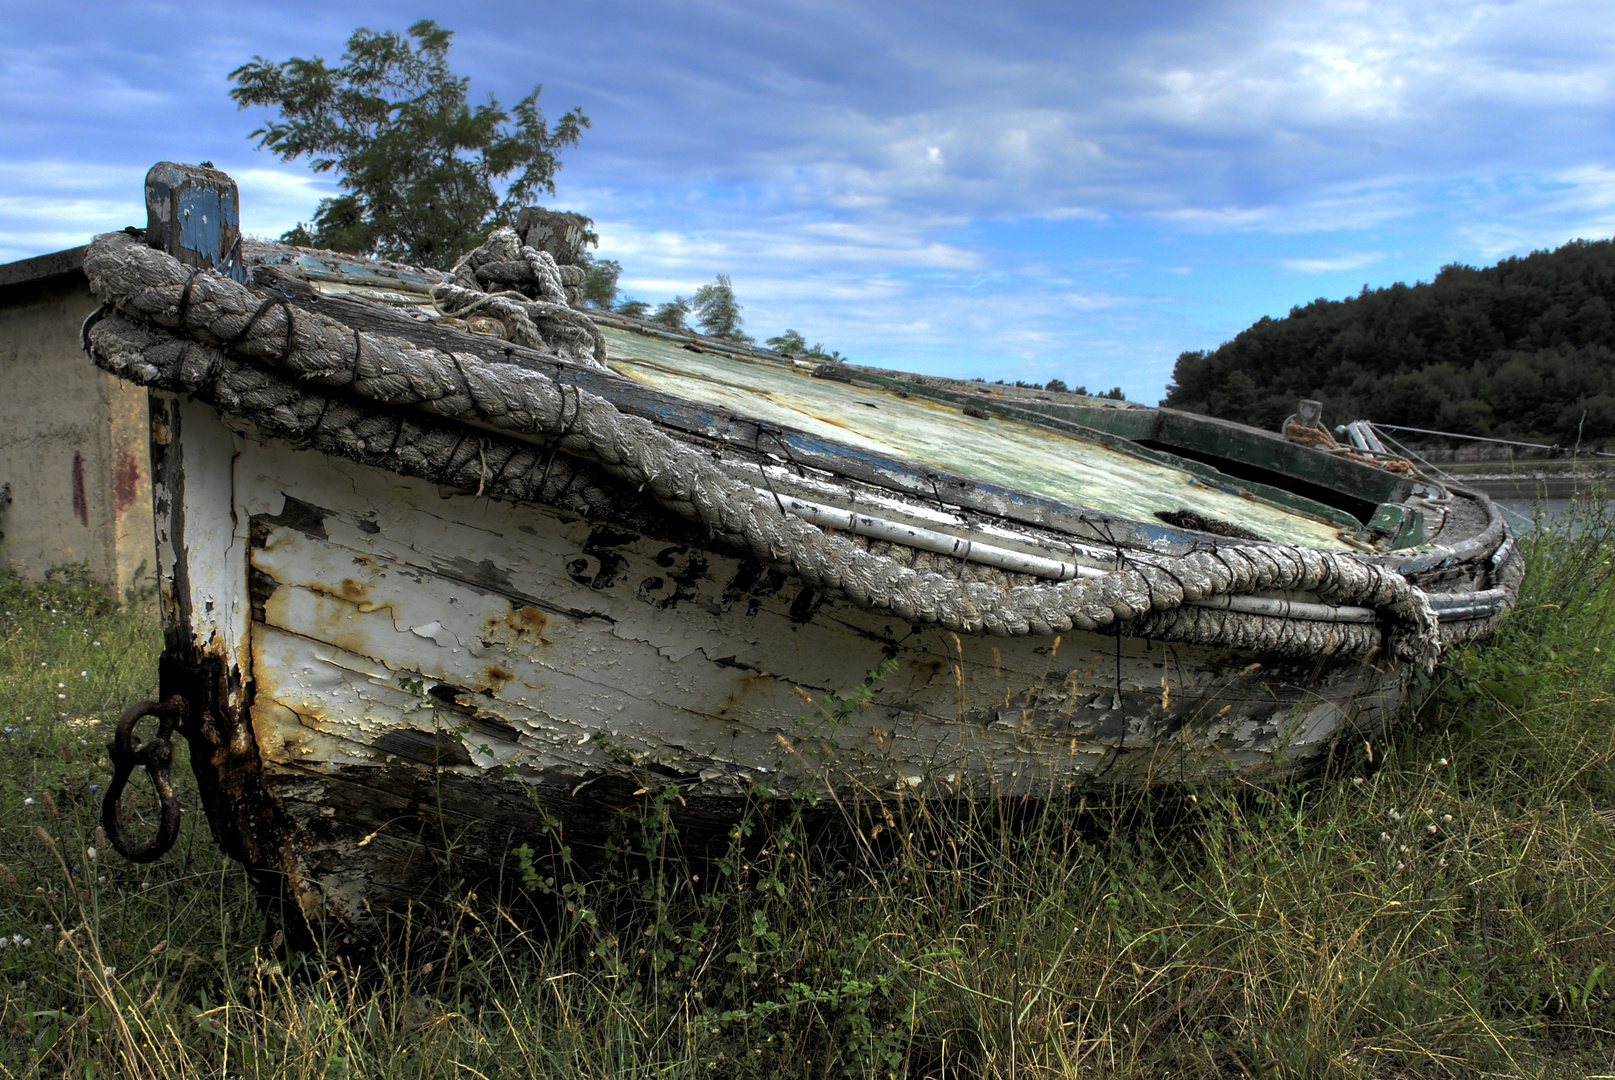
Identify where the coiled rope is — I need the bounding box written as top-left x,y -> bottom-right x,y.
430,226 -> 607,367
83,230 -> 1446,668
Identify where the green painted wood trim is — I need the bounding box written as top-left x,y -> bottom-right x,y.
845,372 -> 1365,534
1149,410 -> 1409,505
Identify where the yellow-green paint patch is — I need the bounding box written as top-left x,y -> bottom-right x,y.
601,328 -> 1350,550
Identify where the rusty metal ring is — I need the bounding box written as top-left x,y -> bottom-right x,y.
102,695 -> 188,863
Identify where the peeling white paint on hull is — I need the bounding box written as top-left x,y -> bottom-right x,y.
146,391 -> 1407,939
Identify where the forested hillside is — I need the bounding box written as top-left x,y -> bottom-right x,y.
1162,237 -> 1615,445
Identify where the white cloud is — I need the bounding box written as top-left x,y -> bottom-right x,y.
1443,165 -> 1615,260
6,0 -> 1615,400
0,162 -> 141,260
232,166 -> 340,239
1280,251 -> 1385,274
0,159 -> 335,262
587,0 -> 1615,232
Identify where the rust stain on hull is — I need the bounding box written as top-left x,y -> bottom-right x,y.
148,394 -> 307,944
152,398 -> 1412,944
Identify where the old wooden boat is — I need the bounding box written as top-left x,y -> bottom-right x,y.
86,164 -> 1519,942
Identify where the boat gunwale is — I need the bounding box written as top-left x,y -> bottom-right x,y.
249,257 -> 1491,567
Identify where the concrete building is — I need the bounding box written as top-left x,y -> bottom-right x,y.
0,246 -> 155,599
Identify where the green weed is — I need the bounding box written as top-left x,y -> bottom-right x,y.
2,497 -> 1615,1077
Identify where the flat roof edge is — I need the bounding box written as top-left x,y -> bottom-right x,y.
0,246 -> 89,290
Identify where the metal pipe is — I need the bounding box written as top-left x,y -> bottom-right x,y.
1191,594 -> 1376,623
301,268 -> 442,295
1372,424 -> 1559,452
769,492 -> 1087,581
1356,422 -> 1390,455
1426,587 -> 1508,609
767,491 -> 1381,624
1431,604 -> 1504,622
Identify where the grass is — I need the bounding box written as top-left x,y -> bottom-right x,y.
3,500 -> 1615,1078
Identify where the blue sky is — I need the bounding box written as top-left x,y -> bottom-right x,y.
3,1 -> 1611,401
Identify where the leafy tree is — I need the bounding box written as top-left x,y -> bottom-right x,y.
1217,370 -> 1260,424
767,329 -> 808,356
1045,378 -> 1069,393
1161,237 -> 1615,443
1560,394 -> 1615,444
616,298 -> 650,320
651,297 -> 691,330
691,275 -> 751,341
230,20 -> 589,269
580,258 -> 622,308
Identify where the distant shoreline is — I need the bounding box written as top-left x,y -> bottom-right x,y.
1431,459 -> 1615,501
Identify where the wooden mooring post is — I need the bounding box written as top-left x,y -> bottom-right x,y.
143,161 -> 246,282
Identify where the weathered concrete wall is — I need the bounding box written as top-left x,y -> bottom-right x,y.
0,268 -> 155,599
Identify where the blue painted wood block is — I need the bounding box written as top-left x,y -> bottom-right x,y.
143,162 -> 246,283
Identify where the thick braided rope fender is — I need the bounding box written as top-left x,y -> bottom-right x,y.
432,226 -> 606,367
85,311 -> 1399,660
83,232 -> 1440,668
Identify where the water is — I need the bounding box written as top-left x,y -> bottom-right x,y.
1493,497 -> 1608,538
1496,498 -> 1575,530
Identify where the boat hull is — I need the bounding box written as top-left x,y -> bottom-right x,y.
148,393 -> 1408,938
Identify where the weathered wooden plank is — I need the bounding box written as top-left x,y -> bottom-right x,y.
246,264 -> 1351,555
600,330 -> 1356,550
145,393 -> 295,929
150,393 -> 251,691
842,370 -> 1367,529
144,162 -> 245,283
232,428 -> 1401,793
145,364 -> 1414,940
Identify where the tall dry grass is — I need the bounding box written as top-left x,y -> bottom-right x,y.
2,497 -> 1615,1078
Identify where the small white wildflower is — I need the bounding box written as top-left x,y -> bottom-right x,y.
1388,809 -> 1403,821
57,695 -> 65,700
1427,824 -> 1438,834
1438,758 -> 1448,766
11,934 -> 22,945
92,641 -> 100,646
101,966 -> 115,979
79,671 -> 87,678
140,882 -> 150,891
86,847 -> 96,861
1381,831 -> 1392,843
1352,777 -> 1364,786
97,876 -> 106,884
1400,845 -> 1411,854
23,798 -> 33,807
56,683 -> 63,689
78,739 -> 86,746
1395,861 -> 1406,871
1438,857 -> 1448,867
1442,814 -> 1453,823
19,939 -> 29,948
